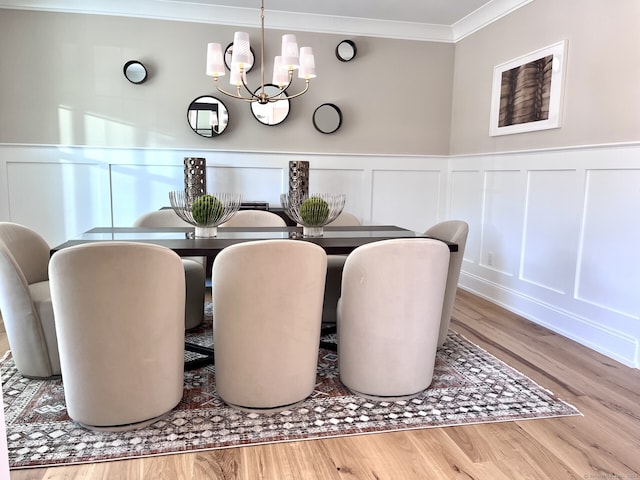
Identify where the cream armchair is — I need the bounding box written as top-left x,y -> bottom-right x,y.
134,209 -> 205,330
220,209 -> 286,227
49,241 -> 185,430
337,238 -> 449,400
0,222 -> 60,378
212,239 -> 327,412
322,212 -> 361,326
425,220 -> 469,347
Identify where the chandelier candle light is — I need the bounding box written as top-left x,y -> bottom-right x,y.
205,0 -> 317,104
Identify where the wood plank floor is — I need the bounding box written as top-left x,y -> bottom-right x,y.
4,289 -> 640,479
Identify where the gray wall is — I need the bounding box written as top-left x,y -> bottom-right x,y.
450,0 -> 640,154
0,9 -> 454,155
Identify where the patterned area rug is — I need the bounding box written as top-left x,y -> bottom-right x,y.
2,305 -> 581,470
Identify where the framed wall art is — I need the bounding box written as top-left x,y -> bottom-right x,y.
489,40 -> 567,136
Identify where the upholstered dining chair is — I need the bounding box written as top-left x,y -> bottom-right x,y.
322,211 -> 361,325
134,209 -> 205,330
49,241 -> 185,431
425,220 -> 469,347
212,239 -> 327,412
337,238 -> 449,400
219,209 -> 287,227
0,222 -> 60,378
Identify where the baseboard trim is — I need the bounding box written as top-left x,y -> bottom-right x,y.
459,273 -> 638,369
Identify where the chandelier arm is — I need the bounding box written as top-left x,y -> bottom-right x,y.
239,74 -> 262,101
264,70 -> 294,102
279,79 -> 310,101
280,69 -> 294,93
214,80 -> 257,102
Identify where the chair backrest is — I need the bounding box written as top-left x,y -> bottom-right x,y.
212,239 -> 327,411
48,241 -> 185,428
0,222 -> 50,284
425,220 -> 469,347
327,211 -> 361,227
134,209 -> 205,268
322,211 -> 361,324
0,222 -> 55,377
133,209 -> 192,228
220,210 -> 287,227
338,238 -> 450,399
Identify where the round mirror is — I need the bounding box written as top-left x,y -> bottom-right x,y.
224,43 -> 255,73
336,40 -> 357,62
250,85 -> 290,126
187,96 -> 229,137
123,60 -> 148,84
313,103 -> 342,134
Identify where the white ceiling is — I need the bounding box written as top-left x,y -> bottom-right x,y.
0,0 -> 533,42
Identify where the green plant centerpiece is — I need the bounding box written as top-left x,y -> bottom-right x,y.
192,194 -> 224,224
168,191 -> 242,238
280,192 -> 346,237
299,197 -> 330,225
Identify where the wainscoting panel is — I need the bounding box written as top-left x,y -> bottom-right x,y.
520,169 -> 581,295
577,168 -> 640,317
449,170 -> 482,266
370,169 -> 442,233
205,166 -> 286,208
110,163 -> 186,227
1,143 -> 638,367
451,144 -> 640,368
0,146 -> 450,243
310,168 -> 366,222
6,160 -> 109,245
480,170 -> 523,277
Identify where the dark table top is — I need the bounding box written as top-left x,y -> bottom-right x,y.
51,225 -> 458,257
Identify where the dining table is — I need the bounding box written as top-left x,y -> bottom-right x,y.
51,224 -> 458,370
51,224 -> 459,257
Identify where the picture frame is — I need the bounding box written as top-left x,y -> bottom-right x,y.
489,40 -> 567,136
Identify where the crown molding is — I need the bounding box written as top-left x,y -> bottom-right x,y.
0,0 -> 532,42
452,0 -> 533,41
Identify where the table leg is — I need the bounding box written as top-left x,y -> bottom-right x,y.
320,324 -> 337,352
184,342 -> 214,370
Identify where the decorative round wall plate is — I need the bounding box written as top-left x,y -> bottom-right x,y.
123,60 -> 148,84
250,85 -> 290,126
187,96 -> 230,137
335,40 -> 357,62
313,103 -> 342,134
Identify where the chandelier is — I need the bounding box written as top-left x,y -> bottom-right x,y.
205,0 -> 317,105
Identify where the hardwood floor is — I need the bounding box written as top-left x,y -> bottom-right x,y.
5,289 -> 640,479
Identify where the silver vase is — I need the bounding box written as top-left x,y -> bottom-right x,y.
184,157 -> 206,202
288,161 -> 309,205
